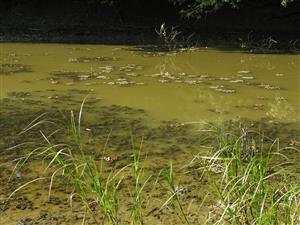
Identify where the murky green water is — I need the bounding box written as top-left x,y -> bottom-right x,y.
1,43 -> 299,123
0,43 -> 299,224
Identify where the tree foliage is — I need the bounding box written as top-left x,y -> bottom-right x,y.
170,0 -> 295,18
91,0 -> 295,18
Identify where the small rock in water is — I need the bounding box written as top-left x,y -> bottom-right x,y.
78,75 -> 90,80
275,96 -> 286,101
68,58 -> 77,63
209,85 -> 224,89
126,72 -> 137,76
100,66 -> 114,73
116,80 -> 130,85
210,85 -> 236,93
242,76 -> 254,80
237,70 -> 251,74
107,82 -> 115,85
215,88 -> 236,93
258,83 -> 281,90
50,78 -> 59,85
253,104 -> 264,110
230,79 -> 244,83
115,78 -> 127,82
97,75 -> 110,80
199,75 -> 211,80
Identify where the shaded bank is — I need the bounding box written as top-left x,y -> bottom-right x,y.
0,0 -> 299,51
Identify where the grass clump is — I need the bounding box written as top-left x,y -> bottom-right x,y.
130,136 -> 152,225
161,162 -> 191,224
8,101 -> 125,225
4,103 -> 300,225
197,122 -> 300,224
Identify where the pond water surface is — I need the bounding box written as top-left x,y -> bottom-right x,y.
1,43 -> 299,123
0,43 -> 299,224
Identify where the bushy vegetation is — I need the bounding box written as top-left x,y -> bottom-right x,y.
170,0 -> 295,18
92,0 -> 295,18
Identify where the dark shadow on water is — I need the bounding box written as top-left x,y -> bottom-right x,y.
122,31 -> 300,55
1,28 -> 299,55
